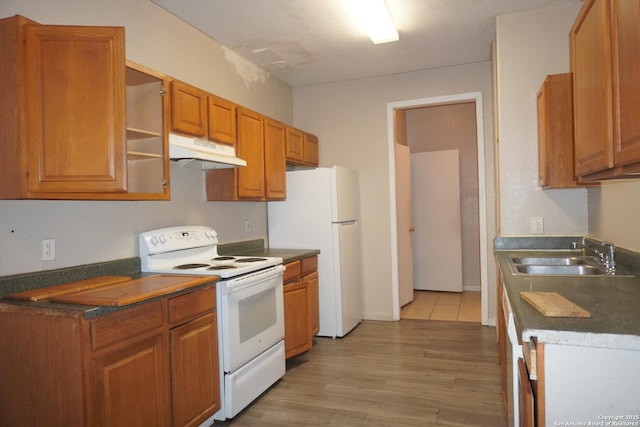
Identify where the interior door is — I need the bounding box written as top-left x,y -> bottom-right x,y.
411,150 -> 463,292
395,144 -> 414,306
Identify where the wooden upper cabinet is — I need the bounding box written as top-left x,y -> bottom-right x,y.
0,15 -> 128,198
205,107 -> 266,200
170,80 -> 208,137
285,126 -> 319,167
612,0 -> 640,169
303,132 -> 319,166
285,127 -> 304,162
0,15 -> 170,200
571,0 -> 614,177
537,73 -> 596,188
170,80 -> 238,146
264,118 -> 287,200
25,23 -> 127,194
208,94 -> 237,146
572,0 -> 640,180
236,108 -> 266,199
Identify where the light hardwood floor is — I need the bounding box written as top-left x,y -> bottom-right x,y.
220,320 -> 506,427
401,291 -> 481,322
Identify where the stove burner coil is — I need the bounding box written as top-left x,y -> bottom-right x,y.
234,257 -> 267,263
208,265 -> 238,270
174,263 -> 210,270
212,256 -> 236,261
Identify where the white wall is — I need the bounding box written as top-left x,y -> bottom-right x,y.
292,62 -> 495,321
495,3 -> 587,236
0,0 -> 292,276
588,182 -> 640,252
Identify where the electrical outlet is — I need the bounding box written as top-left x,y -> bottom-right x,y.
42,239 -> 55,261
244,219 -> 252,233
531,217 -> 544,234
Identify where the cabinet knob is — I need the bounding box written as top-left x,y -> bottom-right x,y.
408,226 -> 415,232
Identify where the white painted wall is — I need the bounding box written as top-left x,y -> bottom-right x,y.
495,3 -> 588,236
292,62 -> 496,322
589,182 -> 640,252
0,0 -> 292,276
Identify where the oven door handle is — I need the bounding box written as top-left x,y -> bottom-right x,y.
219,265 -> 285,294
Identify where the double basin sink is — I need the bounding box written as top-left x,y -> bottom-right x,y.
508,255 -> 634,277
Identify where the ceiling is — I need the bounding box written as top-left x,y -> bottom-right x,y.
152,0 -> 581,88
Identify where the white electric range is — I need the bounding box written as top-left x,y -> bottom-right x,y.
139,226 -> 285,422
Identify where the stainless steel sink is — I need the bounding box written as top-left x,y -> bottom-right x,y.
510,256 -> 596,266
513,264 -> 605,275
507,255 -> 634,277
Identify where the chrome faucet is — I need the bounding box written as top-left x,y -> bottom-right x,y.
600,241 -> 616,272
570,239 -> 617,272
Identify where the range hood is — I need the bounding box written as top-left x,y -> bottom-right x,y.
169,133 -> 247,169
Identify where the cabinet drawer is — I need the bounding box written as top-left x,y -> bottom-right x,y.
90,300 -> 164,351
283,261 -> 301,283
300,256 -> 318,276
168,285 -> 216,327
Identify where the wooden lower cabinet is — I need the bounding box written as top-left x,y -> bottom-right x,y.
91,332 -> 169,426
518,358 -> 535,427
283,256 -> 319,359
170,312 -> 220,427
0,284 -> 219,427
283,280 -> 312,358
306,271 -> 320,336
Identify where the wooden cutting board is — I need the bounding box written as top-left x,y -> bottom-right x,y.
4,276 -> 132,301
520,291 -> 590,318
50,275 -> 216,306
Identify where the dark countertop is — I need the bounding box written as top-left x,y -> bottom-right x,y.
218,239 -> 319,264
495,237 -> 640,350
0,241 -> 320,318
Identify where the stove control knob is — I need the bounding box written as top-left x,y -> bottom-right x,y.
150,236 -> 159,246
158,234 -> 167,244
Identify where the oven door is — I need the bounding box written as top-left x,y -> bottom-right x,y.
218,265 -> 285,373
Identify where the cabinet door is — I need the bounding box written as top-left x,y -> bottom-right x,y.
237,108 -> 266,199
497,274 -> 508,417
285,127 -> 304,162
612,0 -> 640,167
571,0 -> 615,176
303,132 -> 319,166
91,333 -> 169,427
24,24 -> 127,194
305,271 -> 320,336
170,313 -> 220,427
537,73 -> 590,188
170,80 -> 208,137
208,94 -> 237,145
264,118 -> 287,200
517,358 -> 535,427
283,281 -> 312,358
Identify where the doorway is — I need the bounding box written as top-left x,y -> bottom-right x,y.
387,92 -> 489,325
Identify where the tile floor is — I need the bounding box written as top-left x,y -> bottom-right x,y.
401,290 -> 481,322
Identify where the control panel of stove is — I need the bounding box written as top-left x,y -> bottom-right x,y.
140,226 -> 219,255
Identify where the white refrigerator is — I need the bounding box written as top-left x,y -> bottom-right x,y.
267,166 -> 363,338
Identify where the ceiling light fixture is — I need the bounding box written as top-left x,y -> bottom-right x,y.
347,0 -> 399,44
